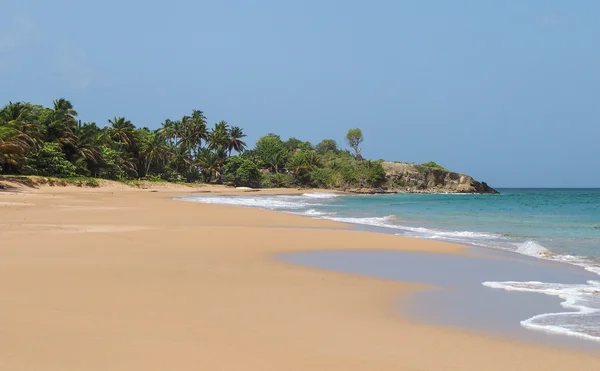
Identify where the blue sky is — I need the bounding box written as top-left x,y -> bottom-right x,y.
1,0 -> 598,187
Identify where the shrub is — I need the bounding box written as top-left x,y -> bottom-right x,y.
420,161 -> 447,171
315,139 -> 338,154
263,173 -> 293,188
223,156 -> 261,187
28,143 -> 77,178
98,147 -> 125,180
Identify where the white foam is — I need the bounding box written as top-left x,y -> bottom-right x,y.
302,192 -> 340,199
304,209 -> 331,216
515,240 -> 554,258
327,215 -> 397,228
483,280 -> 600,342
178,195 -> 321,210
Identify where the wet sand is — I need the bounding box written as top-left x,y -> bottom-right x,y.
279,247 -> 600,350
0,185 -> 599,370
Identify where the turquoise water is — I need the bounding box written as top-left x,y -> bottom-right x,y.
308,189 -> 600,261
179,189 -> 600,342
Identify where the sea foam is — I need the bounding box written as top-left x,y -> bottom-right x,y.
483,280 -> 600,342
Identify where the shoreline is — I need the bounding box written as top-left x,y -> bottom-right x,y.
1,185 -> 599,370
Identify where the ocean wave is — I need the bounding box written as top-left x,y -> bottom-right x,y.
325,214 -> 503,241
302,192 -> 340,199
483,280 -> 600,342
327,215 -> 398,228
177,195 -> 322,210
304,209 -> 335,216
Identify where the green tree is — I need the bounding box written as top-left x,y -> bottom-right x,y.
207,121 -> 230,151
108,117 -> 136,148
227,126 -> 247,156
29,142 -> 77,177
140,130 -> 169,176
254,135 -> 289,173
345,128 -> 364,160
197,148 -> 225,182
222,156 -> 261,187
315,139 -> 338,154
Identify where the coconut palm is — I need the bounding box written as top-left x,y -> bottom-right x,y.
208,121 -> 230,151
70,121 -> 103,174
227,126 -> 247,156
197,147 -> 226,182
47,98 -> 78,146
108,117 -> 136,148
0,120 -> 36,173
142,130 -> 169,176
181,110 -> 208,155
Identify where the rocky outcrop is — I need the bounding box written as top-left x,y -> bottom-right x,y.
381,162 -> 498,194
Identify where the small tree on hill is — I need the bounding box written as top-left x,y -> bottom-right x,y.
345,128 -> 364,160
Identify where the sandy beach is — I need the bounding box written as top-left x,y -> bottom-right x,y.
1,183 -> 599,370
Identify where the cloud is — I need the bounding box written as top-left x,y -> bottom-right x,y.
53,42 -> 94,90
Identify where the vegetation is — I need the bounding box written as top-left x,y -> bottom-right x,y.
0,98 -> 386,190
345,128 -> 364,160
418,161 -> 447,171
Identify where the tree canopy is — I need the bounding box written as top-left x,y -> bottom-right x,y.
345,128 -> 364,160
1,99 -> 385,190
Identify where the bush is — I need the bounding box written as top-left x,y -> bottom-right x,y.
28,143 -> 77,178
420,161 -> 447,171
263,173 -> 293,188
222,156 -> 261,187
98,147 -> 125,180
315,139 -> 338,154
362,161 -> 387,187
309,167 -> 344,188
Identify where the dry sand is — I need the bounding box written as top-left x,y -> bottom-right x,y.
0,184 -> 598,370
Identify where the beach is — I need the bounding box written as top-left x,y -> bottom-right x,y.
1,184 -> 599,370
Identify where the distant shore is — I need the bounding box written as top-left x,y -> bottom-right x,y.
0,184 -> 598,370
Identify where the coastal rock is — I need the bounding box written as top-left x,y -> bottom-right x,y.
381,162 -> 498,194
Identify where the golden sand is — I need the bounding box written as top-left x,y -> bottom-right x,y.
0,184 -> 598,370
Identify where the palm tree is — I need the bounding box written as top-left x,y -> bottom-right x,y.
168,145 -> 193,179
108,117 -> 136,148
47,98 -> 78,146
160,119 -> 174,144
70,121 -> 103,175
181,110 -> 208,155
142,130 -> 169,176
0,120 -> 36,173
197,148 -> 226,182
208,121 -> 230,151
227,126 -> 247,156
0,101 -> 30,122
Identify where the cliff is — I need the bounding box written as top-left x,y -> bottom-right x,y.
380,162 -> 498,194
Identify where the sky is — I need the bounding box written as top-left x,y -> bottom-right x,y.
1,0 -> 599,187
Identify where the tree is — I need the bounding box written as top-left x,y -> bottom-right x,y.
70,121 -> 103,175
197,148 -> 225,182
227,126 -> 247,156
254,135 -> 289,173
46,98 -> 78,148
315,139 -> 338,154
29,142 -> 77,177
108,117 -> 136,148
222,156 -> 261,187
0,102 -> 39,173
180,110 -> 208,155
345,128 -> 364,160
141,130 -> 169,176
208,121 -> 230,151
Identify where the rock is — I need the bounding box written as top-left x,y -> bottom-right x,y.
381,162 -> 499,194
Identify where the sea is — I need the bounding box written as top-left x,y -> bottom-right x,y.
179,189 -> 600,342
